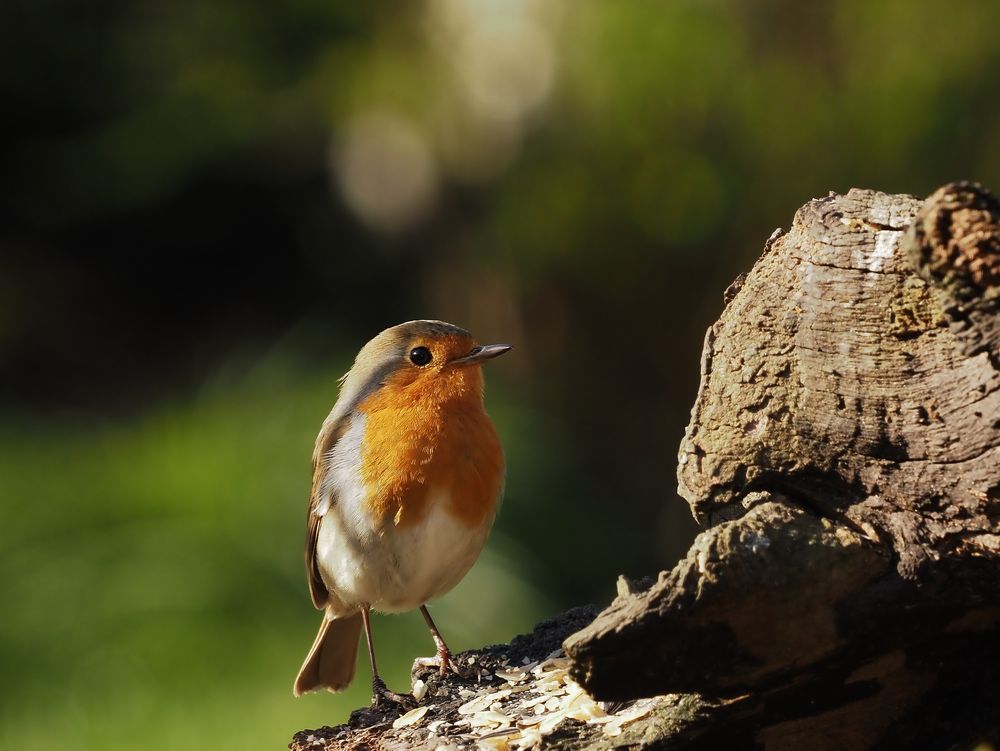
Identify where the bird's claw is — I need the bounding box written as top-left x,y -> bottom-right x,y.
413,650 -> 469,679
371,676 -> 417,709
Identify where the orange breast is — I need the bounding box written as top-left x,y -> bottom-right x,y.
357,368 -> 504,531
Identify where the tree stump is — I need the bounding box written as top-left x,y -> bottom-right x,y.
291,183 -> 1000,751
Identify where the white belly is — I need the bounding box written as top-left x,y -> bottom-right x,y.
316,495 -> 491,613
313,415 -> 494,614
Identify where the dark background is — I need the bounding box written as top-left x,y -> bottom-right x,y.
2,1 -> 999,749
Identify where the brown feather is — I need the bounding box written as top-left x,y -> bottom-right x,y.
293,612 -> 363,696
304,414 -> 349,609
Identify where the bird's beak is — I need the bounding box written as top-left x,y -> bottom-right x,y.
450,343 -> 512,366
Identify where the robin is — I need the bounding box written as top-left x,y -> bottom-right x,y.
293,320 -> 511,705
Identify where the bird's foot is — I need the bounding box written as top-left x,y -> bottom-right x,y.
413,647 -> 469,678
371,676 -> 416,709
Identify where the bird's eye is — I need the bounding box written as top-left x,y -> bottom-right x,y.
409,346 -> 432,366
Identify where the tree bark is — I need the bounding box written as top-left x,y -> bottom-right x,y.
290,183 -> 1000,751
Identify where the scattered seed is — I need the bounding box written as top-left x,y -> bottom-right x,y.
478,728 -> 520,739
412,679 -> 428,702
475,735 -> 509,751
512,728 -> 542,750
537,711 -> 567,734
494,669 -> 527,683
601,698 -> 658,736
469,710 -> 511,728
392,706 -> 428,729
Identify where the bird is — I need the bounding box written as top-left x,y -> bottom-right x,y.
293,319 -> 511,706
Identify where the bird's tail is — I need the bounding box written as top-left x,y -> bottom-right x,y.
293,611 -> 363,696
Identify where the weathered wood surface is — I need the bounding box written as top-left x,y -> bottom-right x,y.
674,182 -> 999,577
567,183 -> 1000,748
290,184 -> 1000,751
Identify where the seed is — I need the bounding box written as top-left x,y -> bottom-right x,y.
392,706 -> 429,729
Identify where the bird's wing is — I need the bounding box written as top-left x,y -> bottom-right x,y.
304,413 -> 349,609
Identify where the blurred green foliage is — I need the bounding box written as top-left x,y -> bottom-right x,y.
2,0 -> 999,749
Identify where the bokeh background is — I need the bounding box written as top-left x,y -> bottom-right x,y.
2,1 -> 999,749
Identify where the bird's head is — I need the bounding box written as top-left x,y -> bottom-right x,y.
336,320 -> 511,417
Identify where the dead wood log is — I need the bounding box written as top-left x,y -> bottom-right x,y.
565,182 -> 1000,749
291,183 -> 1000,751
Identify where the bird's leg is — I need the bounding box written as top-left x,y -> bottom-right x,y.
360,606 -> 415,708
413,604 -> 467,677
